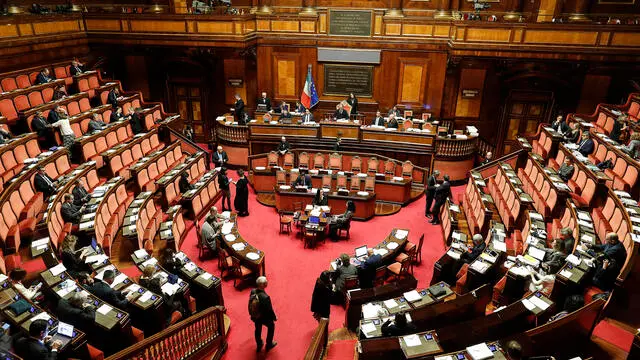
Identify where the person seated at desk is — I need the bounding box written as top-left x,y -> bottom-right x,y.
548,294 -> 584,322
301,109 -> 314,124
201,207 -> 223,252
333,137 -> 342,152
386,114 -> 399,129
624,132 -> 640,160
527,268 -> 555,296
347,93 -> 358,115
293,173 -> 312,188
334,103 -> 349,120
279,108 -> 292,124
60,235 -> 92,278
139,265 -> 190,325
160,248 -> 182,276
57,292 -> 96,331
564,122 -> 580,144
331,253 -> 358,304
609,115 -> 628,143
295,101 -> 306,114
212,146 -> 229,168
328,201 -> 355,240
551,114 -> 570,135
32,111 -> 54,146
130,109 -> 145,135
0,127 -> 10,145
61,194 -> 85,225
87,269 -> 132,309
388,105 -> 401,118
35,68 -> 53,85
34,166 -> 57,198
69,59 -> 84,76
72,179 -> 91,206
480,151 -> 493,166
577,132 -> 594,157
461,234 -> 485,263
542,239 -> 567,273
179,172 -> 194,193
276,100 -> 288,113
9,268 -> 42,301
313,190 -> 328,206
47,105 -> 66,124
372,110 -> 385,127
311,270 -> 332,321
277,136 -> 290,155
87,114 -> 107,132
107,88 -> 120,108
110,107 -> 124,123
358,249 -> 382,288
257,92 -> 272,111
558,158 -> 575,182
585,232 -> 627,291
52,85 -> 67,101
381,312 -> 417,337
13,319 -> 62,360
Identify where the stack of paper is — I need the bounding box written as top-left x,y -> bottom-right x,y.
360,322 -> 377,337
134,249 -> 148,259
161,282 -> 180,296
50,263 -> 66,276
362,303 -> 382,319
97,304 -> 112,315
395,230 -> 408,240
383,299 -> 398,309
402,334 -> 422,347
466,343 -> 494,360
110,273 -> 128,288
403,290 -> 422,302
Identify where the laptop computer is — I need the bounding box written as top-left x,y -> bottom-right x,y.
354,246 -> 368,260
309,216 -> 320,225
57,321 -> 74,337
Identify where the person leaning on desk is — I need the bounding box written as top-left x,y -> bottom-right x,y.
381,312 -> 417,336
331,253 -> 358,305
294,173 -> 312,188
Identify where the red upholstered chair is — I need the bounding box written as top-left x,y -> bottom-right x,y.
87,344 -> 105,360
298,152 -> 310,169
322,175 -> 332,189
384,160 -> 396,176
267,151 -> 279,168
386,258 -> 411,281
276,170 -> 286,185
401,160 -> 413,180
279,210 -> 292,234
336,175 -> 348,190
231,256 -> 254,288
367,157 -> 379,175
350,156 -> 362,173
169,311 -> 183,325
130,327 -> 144,342
313,153 -> 325,169
283,152 -> 294,169
329,153 -> 342,170
373,266 -> 387,287
218,249 -> 233,276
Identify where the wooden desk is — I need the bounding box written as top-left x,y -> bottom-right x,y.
361,127 -> 434,147
275,187 -> 376,221
172,251 -> 224,310
180,169 -> 219,219
220,213 -> 266,276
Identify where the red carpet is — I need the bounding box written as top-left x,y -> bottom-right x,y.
178,181 -> 464,359
593,320 -> 634,352
326,340 -> 357,360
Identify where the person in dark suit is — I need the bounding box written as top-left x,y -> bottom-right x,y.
312,190 -> 328,206
13,319 -> 62,360
334,103 -> 348,120
276,101 -> 288,114
388,105 -> 401,117
564,123 -> 580,144
52,85 -> 67,101
32,111 -> 52,139
34,167 -> 57,198
551,115 -> 570,135
587,232 -> 627,291
69,59 -> 84,76
557,227 -> 575,254
110,107 -> 124,123
609,115 -> 628,143
372,110 -> 385,127
347,93 -> 358,115
293,173 -> 312,188
295,101 -> 306,114
249,276 -> 278,352
279,108 -> 292,123
461,234 -> 486,263
60,235 -> 91,278
72,179 -> 91,206
542,238 -> 566,273
332,253 -> 358,304
47,106 -> 65,124
257,92 -> 271,111
107,88 -> 119,108
179,172 -> 194,194
430,175 -> 451,225
139,265 -> 190,324
0,127 -> 10,145
212,146 -> 229,168
231,94 -> 245,123
130,109 -> 144,134
301,109 -> 314,124
87,114 -> 106,132
57,292 -> 96,331
218,167 -> 231,212
387,114 -> 399,129
333,137 -> 342,152
424,170 -> 440,218
35,68 -> 52,85
381,313 -> 417,337
159,248 -> 182,276
328,201 -> 355,240
87,269 -> 130,309
277,136 -> 290,155
480,152 -> 493,166
577,132 -> 594,156
359,249 -> 382,288
558,158 -> 575,182
234,169 -> 250,216
310,271 -> 332,321
61,194 -> 84,224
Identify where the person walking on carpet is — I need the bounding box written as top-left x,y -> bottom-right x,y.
249,276 -> 278,352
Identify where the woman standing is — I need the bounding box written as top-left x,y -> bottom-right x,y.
311,271 -> 332,320
218,167 -> 231,211
347,93 -> 358,115
234,169 -> 249,216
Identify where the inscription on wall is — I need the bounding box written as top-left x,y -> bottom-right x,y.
328,10 -> 373,37
324,64 -> 373,96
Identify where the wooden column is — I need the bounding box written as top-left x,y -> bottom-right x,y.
563,0 -> 591,21
300,0 -> 317,14
385,0 -> 404,17
434,0 -> 453,19
503,0 -> 524,21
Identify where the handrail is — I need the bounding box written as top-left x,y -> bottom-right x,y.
106,306 -> 227,360
473,148 -> 527,180
303,319 -> 329,360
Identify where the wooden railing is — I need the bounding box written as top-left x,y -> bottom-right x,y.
216,121 -> 249,144
106,306 -> 227,360
303,319 -> 329,360
434,135 -> 478,160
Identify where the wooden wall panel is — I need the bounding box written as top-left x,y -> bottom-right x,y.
455,68 -> 486,118
274,56 -> 298,98
129,20 -> 186,33
271,20 -> 300,32
523,30 -> 598,45
576,74 -> 611,114
397,59 -> 428,105
85,19 -> 122,31
32,20 -> 80,35
465,28 -> 511,43
224,58 -> 248,105
0,26 -> 19,38
197,22 -> 234,34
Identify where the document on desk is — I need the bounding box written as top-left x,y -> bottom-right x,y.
522,298 -> 537,312
362,303 -> 381,319
142,258 -> 158,267
97,304 -> 112,315
110,273 -> 128,288
403,290 -> 422,302
435,356 -> 454,360
138,291 -> 153,303
161,282 -> 180,296
184,262 -> 197,272
221,223 -> 234,234
581,234 -> 595,243
566,254 -> 581,266
492,240 -> 507,252
578,220 -> 594,229
529,212 -> 544,221
134,249 -> 148,259
383,299 -> 398,309
559,269 -> 574,279
446,250 -> 461,260
85,254 -> 108,264
125,284 -> 140,294
449,204 -> 460,212
577,211 -> 591,221
466,343 -> 494,360
395,230 -> 408,240
452,231 -> 462,241
470,261 -> 490,273
360,322 -> 377,337
402,334 -> 422,347
50,263 -> 66,276
529,296 -> 550,310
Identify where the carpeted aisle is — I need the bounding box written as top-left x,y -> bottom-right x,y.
179,181 -> 463,359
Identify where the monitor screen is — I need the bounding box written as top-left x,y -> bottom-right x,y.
57,321 -> 74,337
309,216 -> 320,224
528,246 -> 546,261
355,246 -> 367,258
91,237 -> 98,251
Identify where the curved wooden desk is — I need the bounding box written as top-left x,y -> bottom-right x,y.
221,213 -> 266,276
275,187 -> 376,221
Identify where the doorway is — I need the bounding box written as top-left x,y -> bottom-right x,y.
499,90 -> 555,155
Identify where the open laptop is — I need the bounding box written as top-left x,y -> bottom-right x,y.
355,246 -> 368,261
528,246 -> 546,262
308,216 -> 320,225
57,321 -> 74,337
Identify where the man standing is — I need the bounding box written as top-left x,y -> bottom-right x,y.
50,114 -> 76,152
212,146 -> 229,168
430,175 -> 451,225
231,94 -> 245,123
425,170 -> 439,218
333,137 -> 342,152
359,249 -> 382,288
249,276 -> 277,352
257,92 -> 271,111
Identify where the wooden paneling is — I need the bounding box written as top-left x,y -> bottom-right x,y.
32,20 -> 80,35
85,19 -> 122,31
397,59 -> 428,104
197,21 -> 234,34
271,20 -> 300,32
0,26 -> 19,38
274,55 -> 298,98
402,24 -> 433,36
129,20 -> 186,32
576,75 -> 611,114
455,68 -> 486,118
464,28 -> 511,43
18,24 -> 34,36
523,30 -> 598,45
224,58 -> 248,105
610,32 -> 640,47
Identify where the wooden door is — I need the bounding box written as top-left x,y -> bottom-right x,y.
500,90 -> 555,155
170,83 -> 210,143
